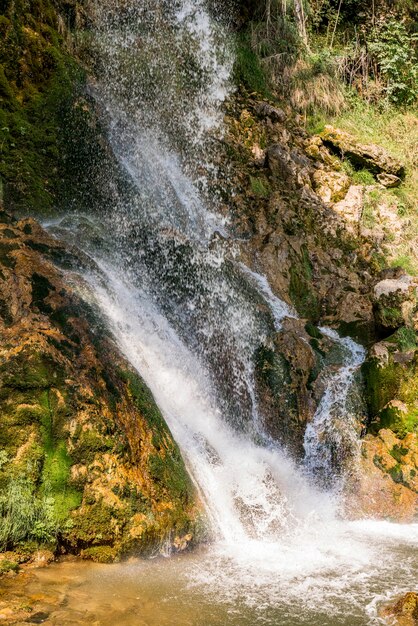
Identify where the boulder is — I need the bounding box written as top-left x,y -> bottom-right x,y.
377,172 -> 401,188
373,272 -> 418,331
379,592 -> 418,626
266,144 -> 297,181
320,125 -> 405,178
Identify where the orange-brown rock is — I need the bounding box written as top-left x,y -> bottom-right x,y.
0,211 -> 201,561
346,429 -> 417,522
379,592 -> 418,626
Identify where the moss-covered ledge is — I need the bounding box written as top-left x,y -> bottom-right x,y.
0,212 -> 203,564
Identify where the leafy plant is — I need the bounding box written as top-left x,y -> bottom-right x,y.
369,21 -> 418,106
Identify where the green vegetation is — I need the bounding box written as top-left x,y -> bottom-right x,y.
289,247 -> 320,320
0,0 -> 85,214
363,345 -> 418,437
234,33 -> 271,96
250,175 -> 271,197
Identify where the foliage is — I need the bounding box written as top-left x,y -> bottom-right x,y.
368,21 -> 418,106
0,476 -> 58,550
390,254 -> 417,276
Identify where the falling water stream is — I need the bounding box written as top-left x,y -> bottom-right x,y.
32,1 -> 418,623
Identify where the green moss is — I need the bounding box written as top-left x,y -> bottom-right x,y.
82,546 -> 119,563
390,444 -> 409,463
0,351 -> 64,390
234,32 -> 271,96
72,430 -> 114,465
0,0 -> 86,215
305,323 -> 322,339
364,353 -> 418,437
0,559 -> 19,574
289,247 -> 320,320
387,463 -> 404,484
250,176 -> 270,198
376,306 -> 404,329
66,501 -> 117,547
119,369 -> 169,448
387,327 -> 417,352
148,448 -> 192,505
390,254 -> 418,276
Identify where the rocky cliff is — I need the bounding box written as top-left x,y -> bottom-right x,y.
220,90 -> 417,518
0,210 -> 201,563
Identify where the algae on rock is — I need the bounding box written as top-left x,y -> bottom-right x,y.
0,212 -> 202,561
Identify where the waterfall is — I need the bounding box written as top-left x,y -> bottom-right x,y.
48,0 -> 365,542
45,0 -> 417,617
303,327 -> 366,486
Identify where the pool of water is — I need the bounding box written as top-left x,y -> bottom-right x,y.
3,524 -> 417,626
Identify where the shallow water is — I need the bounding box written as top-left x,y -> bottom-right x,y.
8,526 -> 417,626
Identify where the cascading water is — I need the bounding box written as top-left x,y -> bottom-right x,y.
303,327 -> 367,487
43,1 -> 417,623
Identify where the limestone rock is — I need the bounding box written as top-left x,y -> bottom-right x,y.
320,125 -> 405,178
377,172 -> 401,188
266,143 -> 298,181
332,185 -> 364,234
312,169 -> 350,203
305,135 -> 341,169
346,429 -> 418,522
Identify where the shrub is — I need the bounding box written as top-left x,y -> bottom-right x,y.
368,21 -> 418,106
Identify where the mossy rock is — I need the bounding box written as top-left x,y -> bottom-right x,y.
0,215 -> 200,558
288,246 -> 320,320
363,338 -> 418,437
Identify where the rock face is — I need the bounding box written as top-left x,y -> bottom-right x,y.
347,328 -> 418,521
320,125 -> 405,178
0,211 -> 200,562
226,96 -> 375,343
254,318 -> 317,457
379,592 -> 418,626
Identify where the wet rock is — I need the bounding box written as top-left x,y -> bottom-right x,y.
254,318 -> 317,457
320,125 -> 405,178
379,592 -> 418,625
